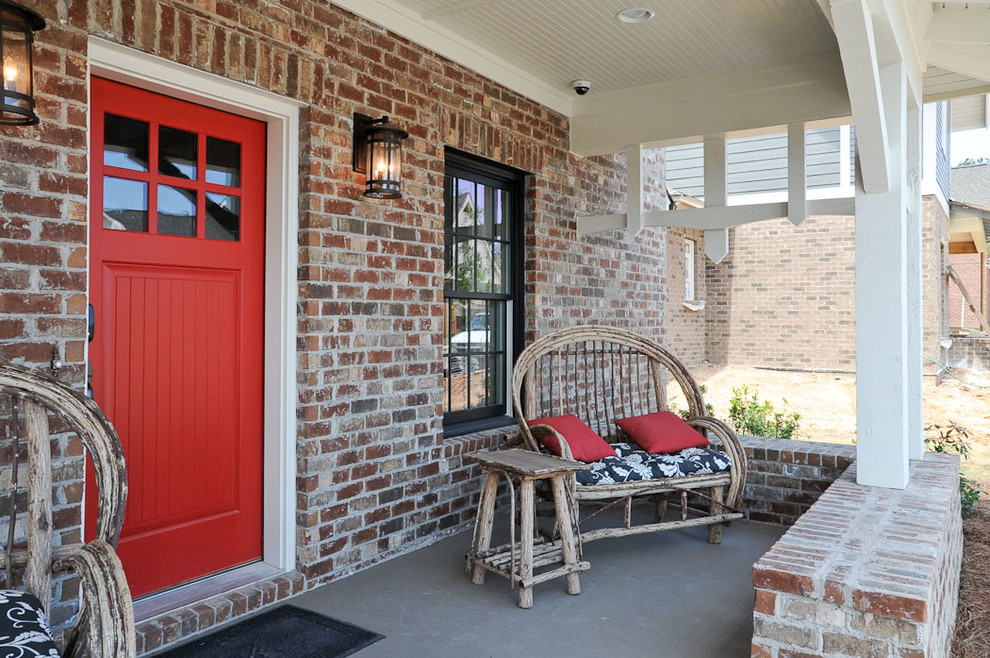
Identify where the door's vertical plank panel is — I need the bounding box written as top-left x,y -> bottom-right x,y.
156,277 -> 170,524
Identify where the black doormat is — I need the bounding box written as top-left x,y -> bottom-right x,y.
157,605 -> 383,658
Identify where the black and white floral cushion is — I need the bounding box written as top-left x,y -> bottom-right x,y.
575,442 -> 732,486
0,590 -> 59,658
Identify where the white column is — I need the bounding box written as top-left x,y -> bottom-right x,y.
906,101 -> 924,461
855,61 -> 910,488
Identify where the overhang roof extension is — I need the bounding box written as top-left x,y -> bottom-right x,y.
949,200 -> 990,254
334,0 -> 990,154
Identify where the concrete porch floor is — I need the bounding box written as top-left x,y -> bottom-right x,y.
290,516 -> 784,657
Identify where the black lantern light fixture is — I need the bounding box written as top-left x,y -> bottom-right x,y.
0,1 -> 45,126
352,112 -> 409,199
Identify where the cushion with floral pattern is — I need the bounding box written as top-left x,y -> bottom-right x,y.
0,590 -> 59,657
575,442 -> 731,486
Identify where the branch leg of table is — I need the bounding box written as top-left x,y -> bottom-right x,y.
518,478 -> 535,609
471,471 -> 501,585
551,476 -> 581,596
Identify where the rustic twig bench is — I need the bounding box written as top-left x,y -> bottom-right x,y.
510,325 -> 747,544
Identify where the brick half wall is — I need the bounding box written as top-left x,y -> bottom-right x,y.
751,454 -> 963,658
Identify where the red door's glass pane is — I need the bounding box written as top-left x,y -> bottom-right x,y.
206,137 -> 241,187
205,193 -> 239,241
103,177 -> 148,232
159,126 -> 198,180
104,114 -> 149,171
157,185 -> 196,237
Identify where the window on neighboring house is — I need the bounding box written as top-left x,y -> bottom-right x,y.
684,238 -> 696,300
443,149 -> 525,433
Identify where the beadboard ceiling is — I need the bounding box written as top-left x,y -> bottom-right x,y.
336,0 -> 841,113
332,0 -> 990,152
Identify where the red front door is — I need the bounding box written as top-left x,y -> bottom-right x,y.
88,77 -> 267,597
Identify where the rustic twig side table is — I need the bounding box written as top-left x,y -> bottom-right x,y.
465,449 -> 591,608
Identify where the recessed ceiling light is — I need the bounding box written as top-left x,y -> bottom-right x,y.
616,7 -> 655,24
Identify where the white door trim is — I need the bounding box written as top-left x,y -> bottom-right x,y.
87,37 -> 300,573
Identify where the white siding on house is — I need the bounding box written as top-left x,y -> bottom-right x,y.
950,94 -> 988,133
665,127 -> 853,200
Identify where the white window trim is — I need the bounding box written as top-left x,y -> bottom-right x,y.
684,238 -> 695,301
86,37 -> 301,575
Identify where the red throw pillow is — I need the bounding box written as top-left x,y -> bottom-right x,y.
527,414 -> 617,462
615,411 -> 710,454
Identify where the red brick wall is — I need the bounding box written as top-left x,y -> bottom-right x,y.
704,199 -> 948,371
0,1 -> 672,650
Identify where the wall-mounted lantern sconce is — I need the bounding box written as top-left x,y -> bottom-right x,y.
0,1 -> 45,126
352,112 -> 409,199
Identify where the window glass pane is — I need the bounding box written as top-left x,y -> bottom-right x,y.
104,114 -> 148,172
158,126 -> 197,179
103,177 -> 147,232
443,175 -> 455,234
444,240 -> 455,291
452,238 -> 476,292
205,193 -> 240,241
475,184 -> 493,238
206,137 -> 241,187
495,190 -> 509,240
492,242 -> 505,294
475,240 -> 493,294
157,185 -> 196,237
455,178 -> 475,232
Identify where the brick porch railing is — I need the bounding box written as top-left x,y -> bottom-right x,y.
750,452 -> 962,657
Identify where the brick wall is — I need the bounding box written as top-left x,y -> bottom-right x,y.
751,455 -> 963,658
664,227 -> 707,366
924,196 -> 951,374
947,337 -> 990,374
0,1 -> 676,652
739,436 -> 854,526
705,214 -> 857,369
948,252 -> 988,330
705,199 -> 948,372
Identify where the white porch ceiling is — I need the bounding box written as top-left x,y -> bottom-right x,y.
333,0 -> 990,154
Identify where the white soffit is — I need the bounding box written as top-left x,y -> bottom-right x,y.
331,0 -> 841,119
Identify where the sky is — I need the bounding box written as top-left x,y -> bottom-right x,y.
953,128 -> 990,165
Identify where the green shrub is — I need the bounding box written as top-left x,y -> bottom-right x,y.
672,383 -> 715,420
728,385 -> 801,439
925,421 -> 983,516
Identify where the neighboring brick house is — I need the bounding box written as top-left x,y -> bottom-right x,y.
665,116 -> 952,371
948,164 -> 990,331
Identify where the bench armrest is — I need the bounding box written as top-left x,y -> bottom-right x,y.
526,424 -> 575,461
685,415 -> 747,509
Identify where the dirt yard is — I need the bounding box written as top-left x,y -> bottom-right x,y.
683,365 -> 990,656
688,364 -> 990,481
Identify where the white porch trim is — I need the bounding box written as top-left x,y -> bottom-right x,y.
86,38 -> 301,573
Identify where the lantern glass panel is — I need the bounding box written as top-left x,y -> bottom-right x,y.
2,27 -> 29,100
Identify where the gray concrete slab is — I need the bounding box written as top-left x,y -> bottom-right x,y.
290,517 -> 783,657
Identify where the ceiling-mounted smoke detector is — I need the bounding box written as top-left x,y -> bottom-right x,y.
615,7 -> 655,24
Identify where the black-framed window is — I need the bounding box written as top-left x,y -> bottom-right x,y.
443,148 -> 525,432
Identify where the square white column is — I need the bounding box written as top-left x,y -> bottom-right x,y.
855,61 -> 911,489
